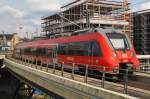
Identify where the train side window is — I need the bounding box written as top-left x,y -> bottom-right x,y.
91,41 -> 102,57
47,47 -> 57,58
41,48 -> 46,56
31,48 -> 36,55
58,44 -> 68,55
43,48 -> 47,55
75,42 -> 90,56
47,48 -> 52,57
20,48 -> 24,54
36,48 -> 46,56
58,45 -> 62,54
67,42 -> 90,56
58,42 -> 91,56
67,43 -> 77,55
24,48 -> 31,54
24,48 -> 27,54
36,48 -> 39,56
28,48 -> 31,54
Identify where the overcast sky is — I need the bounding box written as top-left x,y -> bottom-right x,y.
0,0 -> 149,38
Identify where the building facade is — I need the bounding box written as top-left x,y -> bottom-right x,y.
42,0 -> 130,38
132,9 -> 150,55
0,33 -> 20,51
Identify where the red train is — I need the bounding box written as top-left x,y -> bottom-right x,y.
14,28 -> 140,74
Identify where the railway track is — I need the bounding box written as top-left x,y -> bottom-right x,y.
7,58 -> 150,99
134,72 -> 150,77
128,74 -> 150,91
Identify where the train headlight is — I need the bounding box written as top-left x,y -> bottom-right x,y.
112,51 -> 118,58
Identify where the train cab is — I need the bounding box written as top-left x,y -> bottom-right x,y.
95,28 -> 140,74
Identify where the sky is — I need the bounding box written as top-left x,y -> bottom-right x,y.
0,0 -> 150,38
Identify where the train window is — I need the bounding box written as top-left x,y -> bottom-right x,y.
47,48 -> 52,57
36,49 -> 39,55
106,33 -> 130,50
90,41 -> 102,57
58,41 -> 102,57
70,42 -> 90,56
31,48 -> 36,55
24,48 -> 27,53
58,44 -> 68,55
47,45 -> 58,58
36,48 -> 46,56
42,48 -> 46,56
42,48 -> 45,55
24,48 -> 31,54
20,48 -> 24,54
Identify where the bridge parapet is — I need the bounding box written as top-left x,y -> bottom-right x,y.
4,58 -> 137,99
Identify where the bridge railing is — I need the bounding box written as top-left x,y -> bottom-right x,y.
6,55 -> 149,95
0,51 -> 12,55
137,55 -> 150,72
5,57 -> 142,99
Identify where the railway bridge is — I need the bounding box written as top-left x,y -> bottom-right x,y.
0,54 -> 150,99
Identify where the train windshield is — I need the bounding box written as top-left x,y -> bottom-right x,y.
106,33 -> 130,50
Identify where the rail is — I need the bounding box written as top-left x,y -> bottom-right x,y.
5,55 -> 150,98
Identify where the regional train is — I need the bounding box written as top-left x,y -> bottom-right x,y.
14,28 -> 140,74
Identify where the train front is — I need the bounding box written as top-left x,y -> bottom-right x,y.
101,31 -> 140,74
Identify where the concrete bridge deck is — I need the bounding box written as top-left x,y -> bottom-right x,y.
4,58 -> 137,99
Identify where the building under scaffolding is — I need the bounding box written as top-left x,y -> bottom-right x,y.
42,0 -> 130,37
132,9 -> 150,55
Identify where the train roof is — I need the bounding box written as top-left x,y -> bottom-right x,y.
70,28 -> 123,35
16,28 -> 124,49
17,32 -> 101,49
17,40 -> 46,48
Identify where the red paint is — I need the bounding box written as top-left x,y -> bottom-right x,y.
14,32 -> 140,74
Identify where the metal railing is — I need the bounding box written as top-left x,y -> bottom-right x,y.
7,55 -> 144,95
0,51 -> 12,55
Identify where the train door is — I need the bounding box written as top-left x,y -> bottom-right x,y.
47,44 -> 58,64
85,41 -> 95,73
89,41 -> 94,66
51,44 -> 58,64
89,41 -> 101,67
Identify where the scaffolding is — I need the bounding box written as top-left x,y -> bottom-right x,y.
132,9 -> 150,55
42,0 -> 130,37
